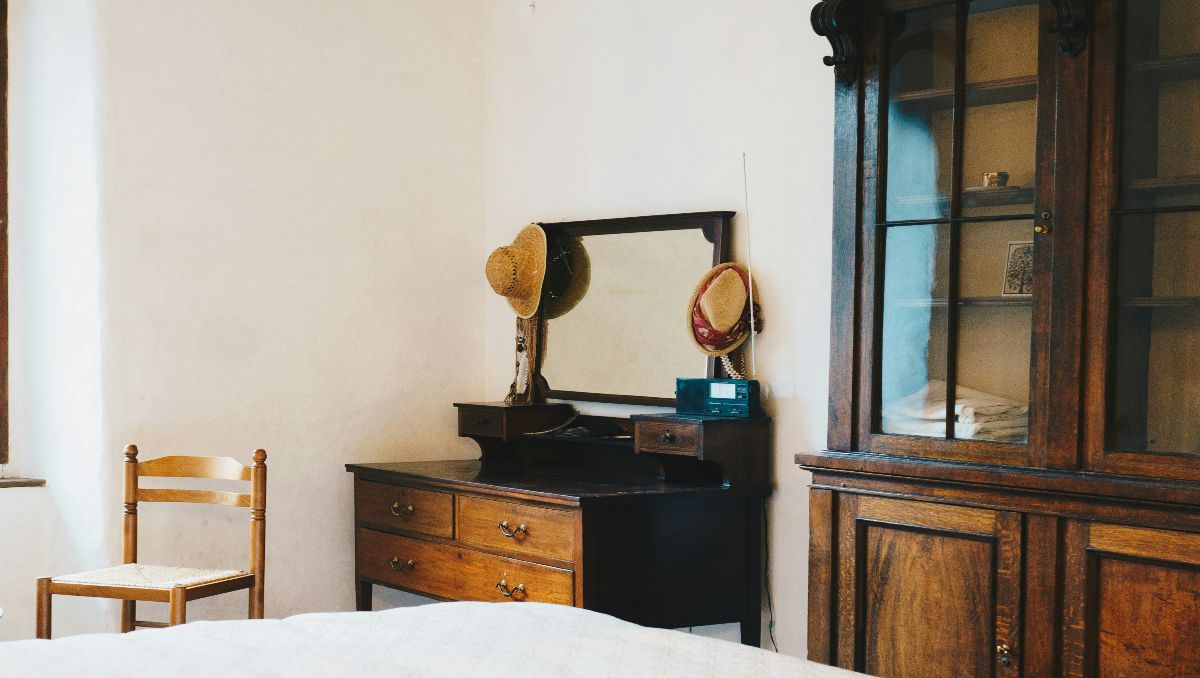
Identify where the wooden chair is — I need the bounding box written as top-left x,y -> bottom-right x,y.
36,445 -> 267,638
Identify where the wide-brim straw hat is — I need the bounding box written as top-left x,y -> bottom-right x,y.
486,224 -> 547,319
542,235 -> 591,320
687,263 -> 762,357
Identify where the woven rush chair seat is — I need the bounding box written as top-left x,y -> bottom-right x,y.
53,564 -> 248,590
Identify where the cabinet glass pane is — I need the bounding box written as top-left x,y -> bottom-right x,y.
955,220 -> 1033,444
1119,0 -> 1200,210
885,5 -> 956,222
880,224 -> 950,438
1110,213 -> 1200,454
961,0 -> 1039,218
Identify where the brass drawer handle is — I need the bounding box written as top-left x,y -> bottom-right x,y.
996,642 -> 1013,668
496,579 -> 526,598
660,431 -> 676,444
498,520 -> 528,538
388,557 -> 415,572
390,502 -> 415,517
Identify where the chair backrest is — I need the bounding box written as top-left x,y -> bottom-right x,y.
122,445 -> 267,585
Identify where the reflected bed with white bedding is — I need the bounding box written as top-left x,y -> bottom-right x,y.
0,601 -> 861,677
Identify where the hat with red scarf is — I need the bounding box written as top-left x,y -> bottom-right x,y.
687,263 -> 762,357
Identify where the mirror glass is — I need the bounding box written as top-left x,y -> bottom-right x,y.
540,229 -> 716,401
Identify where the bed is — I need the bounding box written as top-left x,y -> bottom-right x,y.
0,601 -> 860,677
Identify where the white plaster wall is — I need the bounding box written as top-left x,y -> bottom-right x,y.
0,0 -> 112,641
1,0 -> 486,638
93,0 -> 486,624
482,0 -> 834,655
2,0 -> 834,651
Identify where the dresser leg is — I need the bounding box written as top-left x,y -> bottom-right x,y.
741,499 -> 764,647
356,578 -> 372,612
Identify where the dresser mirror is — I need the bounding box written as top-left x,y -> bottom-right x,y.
536,212 -> 733,406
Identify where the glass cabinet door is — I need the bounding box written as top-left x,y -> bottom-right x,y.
1101,0 -> 1200,478
872,0 -> 1044,462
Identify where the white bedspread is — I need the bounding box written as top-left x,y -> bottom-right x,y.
0,601 -> 860,677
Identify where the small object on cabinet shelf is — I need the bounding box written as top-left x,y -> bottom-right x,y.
982,171 -> 1010,188
676,378 -> 763,418
1002,241 -> 1034,296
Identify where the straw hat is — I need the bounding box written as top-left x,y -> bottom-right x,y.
687,263 -> 762,357
486,224 -> 548,319
542,235 -> 591,319
482,222 -> 549,316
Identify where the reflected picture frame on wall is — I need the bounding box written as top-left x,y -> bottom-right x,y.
1002,241 -> 1034,296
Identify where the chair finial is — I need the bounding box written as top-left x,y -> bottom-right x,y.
124,444 -> 139,461
252,449 -> 267,465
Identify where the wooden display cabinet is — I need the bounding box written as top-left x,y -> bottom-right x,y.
804,0 -> 1200,675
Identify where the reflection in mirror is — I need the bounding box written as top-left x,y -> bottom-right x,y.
540,229 -> 715,400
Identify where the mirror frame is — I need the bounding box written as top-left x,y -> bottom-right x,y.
528,211 -> 734,407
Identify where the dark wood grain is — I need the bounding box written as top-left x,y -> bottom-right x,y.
833,493 -> 1021,676
798,450 -> 1200,509
826,24 -> 864,452
349,405 -> 768,647
453,402 -> 574,443
354,480 -> 454,539
862,526 -> 992,677
633,419 -> 701,455
802,2 -> 1200,675
807,489 -> 836,664
632,414 -> 772,488
580,494 -> 750,633
455,495 -> 575,562
1062,520 -> 1200,677
1095,559 -> 1200,677
1022,513 -> 1061,677
347,459 -> 751,505
356,527 -> 574,605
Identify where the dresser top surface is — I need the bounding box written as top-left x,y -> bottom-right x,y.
345,459 -> 745,504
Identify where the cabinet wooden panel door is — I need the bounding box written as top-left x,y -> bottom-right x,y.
835,495 -> 1022,677
1063,521 -> 1200,677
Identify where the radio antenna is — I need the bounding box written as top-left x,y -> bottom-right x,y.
741,152 -> 758,380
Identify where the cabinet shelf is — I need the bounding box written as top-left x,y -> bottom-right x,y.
891,296 -> 1031,309
1127,53 -> 1200,84
892,74 -> 1037,110
1119,296 -> 1200,309
891,185 -> 1035,213
1122,175 -> 1200,202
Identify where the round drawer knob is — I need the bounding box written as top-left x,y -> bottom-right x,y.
660,431 -> 676,444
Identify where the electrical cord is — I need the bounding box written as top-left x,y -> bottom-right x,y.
763,501 -> 779,652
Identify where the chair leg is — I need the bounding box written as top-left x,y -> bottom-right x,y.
249,584 -> 264,620
168,586 -> 187,626
35,577 -> 52,639
121,600 -> 135,632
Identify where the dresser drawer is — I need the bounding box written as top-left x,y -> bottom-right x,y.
457,406 -> 504,438
634,420 -> 701,456
457,495 -> 575,562
356,528 -> 573,605
355,480 -> 454,538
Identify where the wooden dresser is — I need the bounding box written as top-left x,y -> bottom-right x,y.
805,1 -> 1200,675
347,403 -> 770,645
